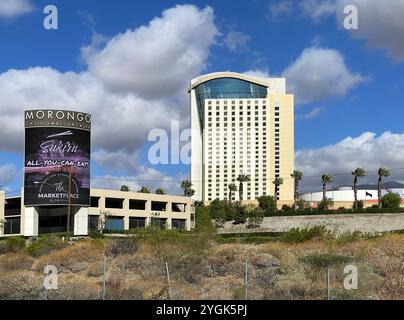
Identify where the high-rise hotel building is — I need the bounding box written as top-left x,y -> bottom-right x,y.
189,72 -> 294,203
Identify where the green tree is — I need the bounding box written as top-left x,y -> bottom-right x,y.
377,168 -> 391,209
138,186 -> 151,193
228,183 -> 237,203
120,185 -> 130,192
291,170 -> 304,210
155,188 -> 166,195
208,199 -> 233,226
246,206 -> 264,229
257,195 -> 277,216
321,174 -> 333,202
194,206 -> 215,234
236,174 -> 250,202
381,192 -> 401,209
181,180 -> 195,198
352,168 -> 366,210
233,201 -> 247,224
272,177 -> 284,209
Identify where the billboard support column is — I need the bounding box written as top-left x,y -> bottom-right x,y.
67,172 -> 72,240
24,207 -> 39,237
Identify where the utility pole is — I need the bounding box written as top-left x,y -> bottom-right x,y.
66,172 -> 72,241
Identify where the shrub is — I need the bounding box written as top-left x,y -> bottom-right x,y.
24,236 -> 67,257
233,202 -> 247,224
195,206 -> 216,233
356,200 -> 364,209
280,226 -> 330,243
3,237 -> 26,253
257,196 -> 277,216
318,198 -> 334,210
381,193 -> 401,210
299,253 -> 353,269
247,207 -> 265,229
106,239 -> 138,258
208,199 -> 234,223
281,204 -> 293,212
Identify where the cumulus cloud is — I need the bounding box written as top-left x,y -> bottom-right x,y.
0,5 -> 218,176
0,67 -> 178,154
283,47 -> 366,104
296,131 -> 404,192
0,0 -> 33,18
336,0 -> 404,62
268,1 -> 294,19
92,167 -> 185,195
297,107 -> 322,120
300,0 -> 336,22
224,31 -> 251,52
0,164 -> 17,186
85,5 -> 218,99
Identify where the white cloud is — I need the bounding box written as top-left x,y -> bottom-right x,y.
0,67 -> 177,154
224,31 -> 251,52
0,164 -> 17,186
283,47 -> 366,104
336,0 -> 404,62
268,1 -> 294,19
296,131 -> 404,192
243,69 -> 270,78
85,5 -> 218,99
297,107 -> 322,119
0,0 -> 33,18
92,167 -> 184,195
300,0 -> 336,22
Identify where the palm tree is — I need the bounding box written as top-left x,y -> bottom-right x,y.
377,168 -> 391,209
228,183 -> 237,203
272,177 -> 284,209
181,180 -> 195,198
352,168 -> 366,210
291,170 -> 304,210
321,174 -> 333,202
155,188 -> 166,195
236,174 -> 250,202
120,185 -> 130,192
138,186 -> 150,193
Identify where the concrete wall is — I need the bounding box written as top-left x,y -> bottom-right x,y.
220,213 -> 404,234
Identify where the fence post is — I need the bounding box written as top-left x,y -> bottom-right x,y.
327,267 -> 331,300
244,258 -> 248,300
102,256 -> 106,300
166,262 -> 173,300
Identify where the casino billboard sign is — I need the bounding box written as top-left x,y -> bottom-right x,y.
24,110 -> 91,206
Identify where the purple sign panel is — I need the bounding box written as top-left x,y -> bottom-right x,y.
24,110 -> 91,206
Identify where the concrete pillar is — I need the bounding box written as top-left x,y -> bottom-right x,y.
166,218 -> 172,230
24,207 -> 39,237
124,216 -> 130,231
74,207 -> 89,236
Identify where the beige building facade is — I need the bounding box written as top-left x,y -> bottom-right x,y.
0,189 -> 192,237
189,72 -> 294,204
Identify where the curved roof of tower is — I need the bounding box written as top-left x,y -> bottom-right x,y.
188,71 -> 271,92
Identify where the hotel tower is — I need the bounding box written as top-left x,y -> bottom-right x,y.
189,72 -> 294,204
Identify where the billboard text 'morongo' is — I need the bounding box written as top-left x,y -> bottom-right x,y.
24,110 -> 91,206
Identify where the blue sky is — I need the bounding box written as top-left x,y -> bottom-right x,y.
1,0 -> 404,194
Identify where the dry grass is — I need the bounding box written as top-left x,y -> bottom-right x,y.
0,234 -> 402,300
